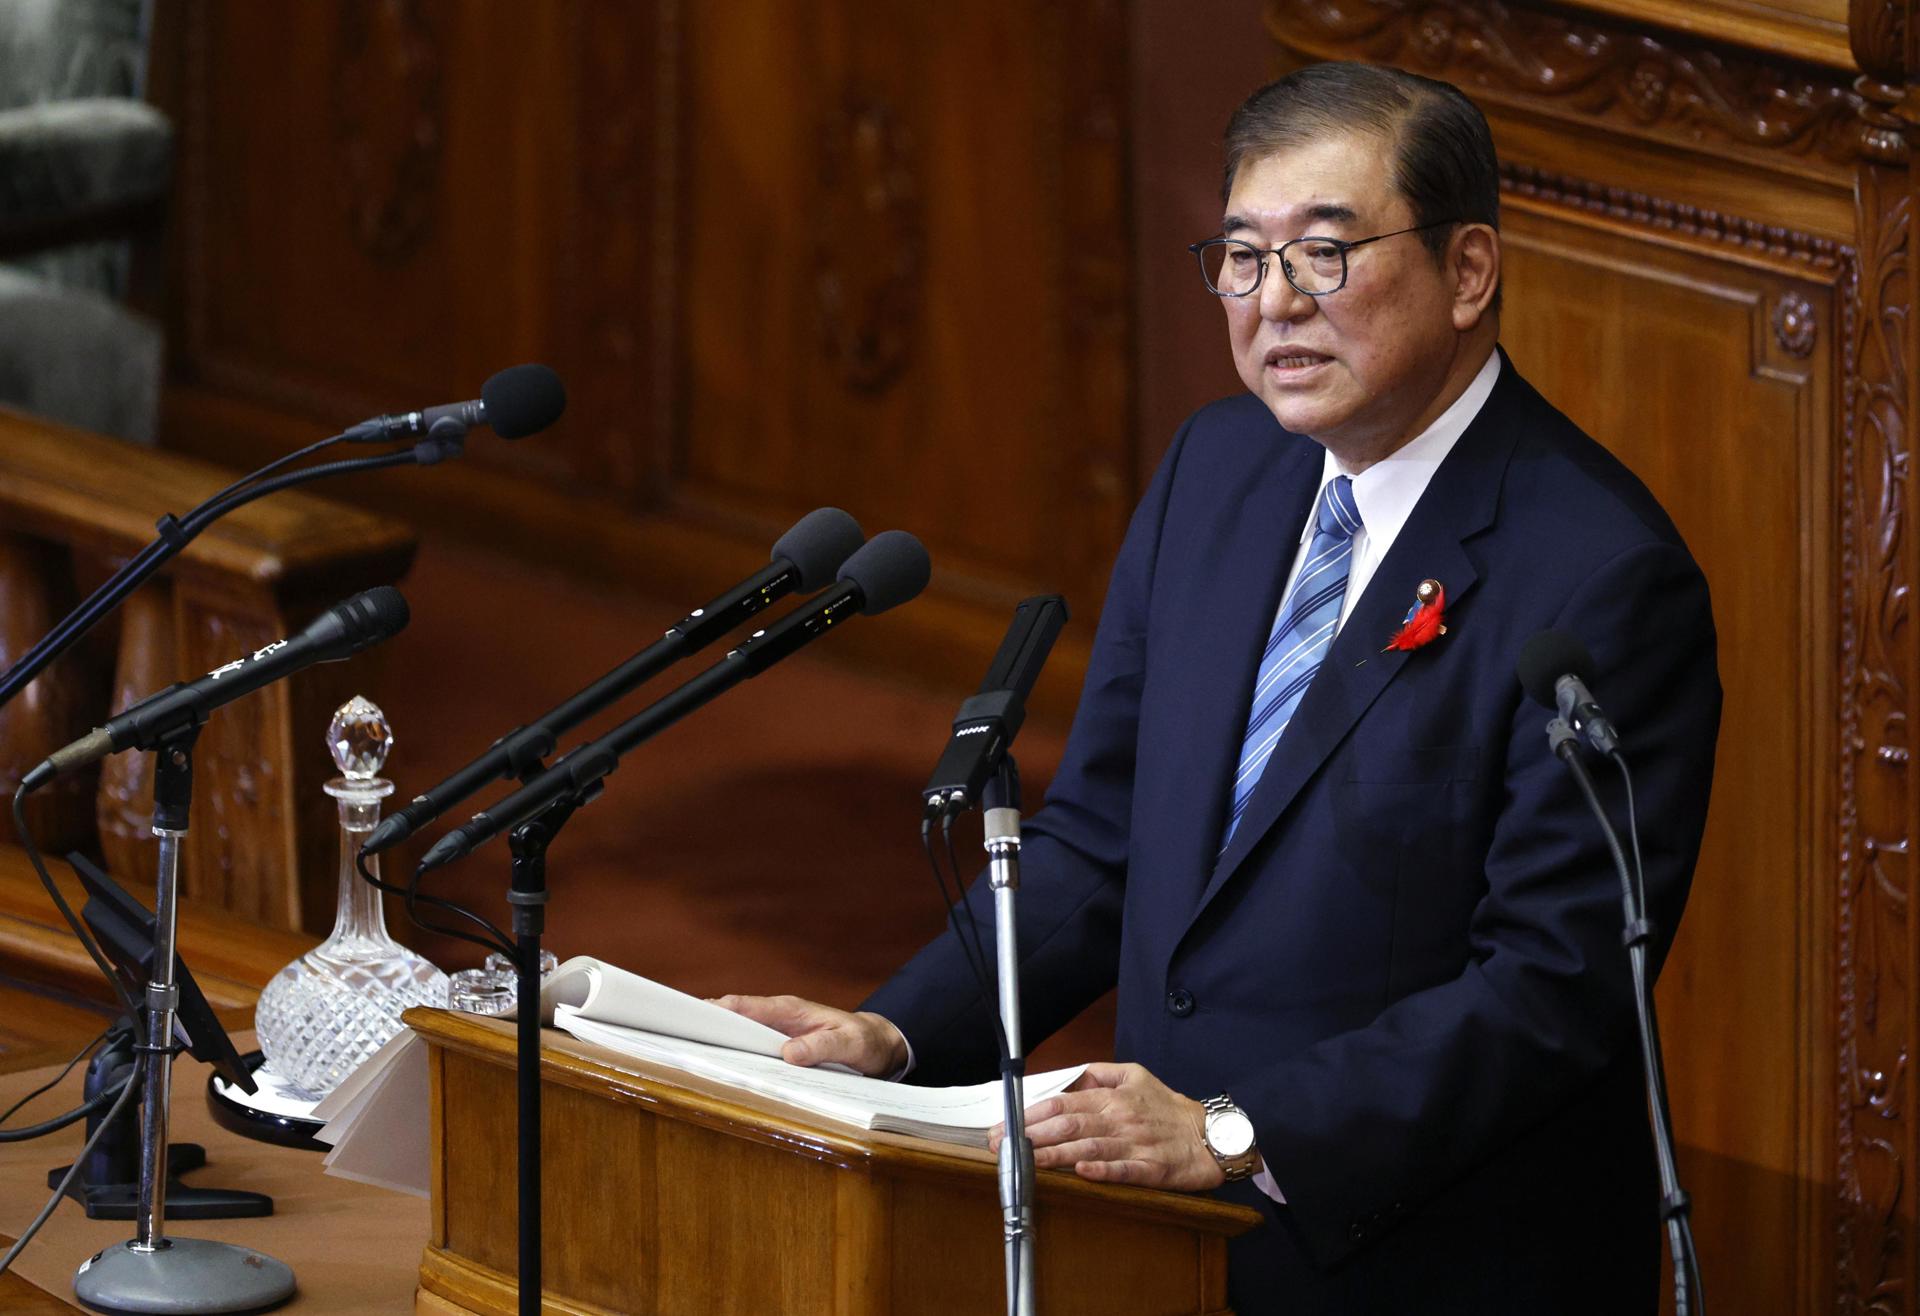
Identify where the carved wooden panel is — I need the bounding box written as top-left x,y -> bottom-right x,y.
96,581 -> 174,883
152,0 -> 1132,714
0,536 -> 99,854
674,0 -> 1131,614
1837,151 -> 1916,1316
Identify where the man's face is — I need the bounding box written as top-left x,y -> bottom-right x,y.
1221,132 -> 1467,463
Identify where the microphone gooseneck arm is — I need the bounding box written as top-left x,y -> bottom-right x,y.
363,559 -> 807,858
418,584 -> 870,872
0,443 -> 433,712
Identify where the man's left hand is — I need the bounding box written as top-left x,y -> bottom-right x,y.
991,1062 -> 1239,1190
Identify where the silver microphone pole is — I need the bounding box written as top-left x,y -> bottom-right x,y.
72,731 -> 296,1314
984,763 -> 1037,1316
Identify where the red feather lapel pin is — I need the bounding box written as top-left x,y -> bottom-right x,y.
1384,578 -> 1448,653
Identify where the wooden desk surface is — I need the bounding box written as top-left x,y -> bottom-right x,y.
0,1035 -> 428,1312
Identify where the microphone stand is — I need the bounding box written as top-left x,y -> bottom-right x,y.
0,429 -> 458,712
982,757 -> 1037,1316
501,790 -> 589,1316
1543,718 -> 1703,1316
70,728 -> 296,1314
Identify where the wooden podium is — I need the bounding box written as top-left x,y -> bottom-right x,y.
405,1008 -> 1261,1315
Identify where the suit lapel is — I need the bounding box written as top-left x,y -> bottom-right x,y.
1188,363 -> 1522,925
1150,434 -> 1323,918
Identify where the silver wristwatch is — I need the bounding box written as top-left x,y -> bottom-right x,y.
1201,1092 -> 1260,1181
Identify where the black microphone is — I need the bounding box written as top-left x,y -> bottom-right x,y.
342,364 -> 568,443
1517,629 -> 1621,755
416,531 -> 930,872
23,587 -> 410,790
922,594 -> 1068,819
360,507 -> 866,857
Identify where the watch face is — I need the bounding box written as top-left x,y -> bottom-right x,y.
1208,1109 -> 1256,1158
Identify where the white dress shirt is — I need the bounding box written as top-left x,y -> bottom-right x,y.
1274,351 -> 1502,633
1249,348 -> 1501,1204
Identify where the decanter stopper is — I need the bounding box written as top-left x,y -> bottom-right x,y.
329,694 -> 392,779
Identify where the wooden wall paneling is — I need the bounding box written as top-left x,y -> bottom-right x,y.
1498,198 -> 1840,1313
1127,0 -> 1272,485
96,582 -> 173,883
0,535 -> 99,854
676,0 -> 1132,605
151,0 -> 1134,719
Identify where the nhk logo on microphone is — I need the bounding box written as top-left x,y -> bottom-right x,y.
207,639 -> 288,679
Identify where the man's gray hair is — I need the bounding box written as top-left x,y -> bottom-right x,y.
1224,62 -> 1500,282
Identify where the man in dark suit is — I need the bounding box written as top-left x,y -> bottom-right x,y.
721,62 -> 1719,1313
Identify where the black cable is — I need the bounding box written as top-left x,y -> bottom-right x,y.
356,850 -> 514,960
182,447 -> 422,535
1558,741 -> 1702,1316
920,819 -> 994,1010
943,813 -> 999,985
0,1023 -> 111,1127
13,788 -> 139,1024
1,789 -> 149,1277
1611,754 -> 1646,903
0,1071 -> 133,1141
0,1058 -> 141,1279
193,432 -> 347,513
921,815 -> 1012,1064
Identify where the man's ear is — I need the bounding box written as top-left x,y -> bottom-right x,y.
1450,224 -> 1500,331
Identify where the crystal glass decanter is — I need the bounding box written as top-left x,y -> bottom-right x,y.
254,696 -> 449,1098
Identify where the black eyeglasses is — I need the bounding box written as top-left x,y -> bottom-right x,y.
1189,220 -> 1462,298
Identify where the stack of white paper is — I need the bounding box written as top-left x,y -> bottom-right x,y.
317,957 -> 1083,1191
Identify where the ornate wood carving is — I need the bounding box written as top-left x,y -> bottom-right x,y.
565,1 -> 672,501
1850,0 -> 1910,84
96,582 -> 174,884
1837,156 -> 1912,1316
331,0 -> 445,266
1050,0 -> 1137,572
1776,290 -> 1820,356
1272,0 -> 1866,168
0,537 -> 96,854
1502,161 -> 1849,269
814,92 -> 923,396
1836,8 -> 1919,1310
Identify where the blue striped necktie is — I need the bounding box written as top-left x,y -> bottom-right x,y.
1221,475 -> 1363,851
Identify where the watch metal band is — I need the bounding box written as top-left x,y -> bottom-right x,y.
1202,1092 -> 1260,1181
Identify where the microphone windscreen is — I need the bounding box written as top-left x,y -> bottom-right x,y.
304,585 -> 411,660
840,530 -> 931,615
1516,629 -> 1593,710
345,584 -> 412,642
772,507 -> 865,591
481,364 -> 568,439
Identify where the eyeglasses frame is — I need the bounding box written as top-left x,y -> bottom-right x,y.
1188,219 -> 1466,299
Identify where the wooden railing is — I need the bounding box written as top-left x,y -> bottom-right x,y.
0,405 -> 414,933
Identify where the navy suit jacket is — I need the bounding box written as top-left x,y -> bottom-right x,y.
864,353 -> 1721,1314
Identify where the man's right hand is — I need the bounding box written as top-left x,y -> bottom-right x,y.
710,994 -> 910,1079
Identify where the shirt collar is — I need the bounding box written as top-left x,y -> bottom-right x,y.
1299,350 -> 1502,546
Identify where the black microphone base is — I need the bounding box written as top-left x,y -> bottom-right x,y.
47,1142 -> 273,1221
